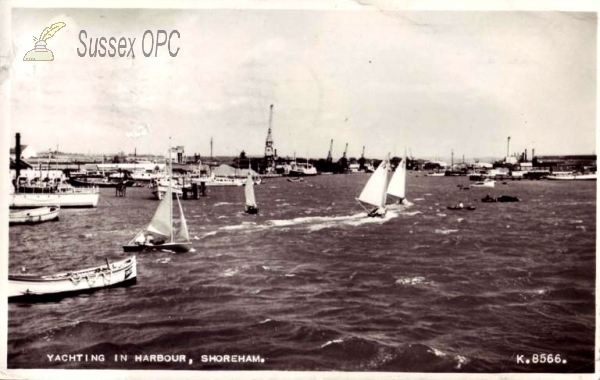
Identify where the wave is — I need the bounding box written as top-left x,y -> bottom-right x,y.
426,346 -> 469,369
281,212 -> 400,231
395,276 -> 434,286
435,228 -> 458,234
218,206 -> 420,233
320,339 -> 344,348
213,202 -> 232,207
222,268 -> 239,277
219,222 -> 257,231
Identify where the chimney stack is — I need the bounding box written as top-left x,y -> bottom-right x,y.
15,133 -> 21,179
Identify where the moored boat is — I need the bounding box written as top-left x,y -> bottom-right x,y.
471,179 -> 495,188
9,256 -> 137,300
204,176 -> 246,187
288,162 -> 318,177
447,204 -> 476,211
497,195 -> 521,202
9,206 -> 60,225
152,182 -> 184,200
480,195 -> 521,202
71,177 -> 135,188
547,173 -> 597,181
10,186 -> 100,208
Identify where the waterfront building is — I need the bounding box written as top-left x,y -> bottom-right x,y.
533,155 -> 596,172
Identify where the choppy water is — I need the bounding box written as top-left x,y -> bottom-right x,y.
8,174 -> 596,372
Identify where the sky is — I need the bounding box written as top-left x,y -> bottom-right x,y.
9,7 -> 597,161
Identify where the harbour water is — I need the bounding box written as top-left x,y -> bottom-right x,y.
7,173 -> 596,372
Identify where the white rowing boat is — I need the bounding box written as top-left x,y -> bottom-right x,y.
8,256 -> 137,299
9,206 -> 60,225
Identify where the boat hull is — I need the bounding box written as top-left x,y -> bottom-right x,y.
152,186 -> 183,200
497,195 -> 521,202
245,206 -> 259,214
447,206 -> 476,211
123,241 -> 192,253
9,206 -> 60,225
204,178 -> 246,186
288,170 -> 318,177
9,256 -> 137,300
548,174 -> 597,181
367,207 -> 386,218
471,181 -> 495,188
71,178 -> 135,188
9,192 -> 99,208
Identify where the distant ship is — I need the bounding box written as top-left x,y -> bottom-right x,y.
288,162 -> 317,177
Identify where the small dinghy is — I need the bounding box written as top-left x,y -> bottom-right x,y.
123,144 -> 192,253
481,195 -> 521,203
9,206 -> 60,225
9,256 -> 137,300
497,195 -> 521,202
244,169 -> 259,214
356,157 -> 390,218
447,204 -> 476,211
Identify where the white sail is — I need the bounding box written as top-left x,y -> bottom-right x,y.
357,159 -> 389,208
387,158 -> 406,200
146,195 -> 172,237
176,194 -> 190,242
245,174 -> 257,207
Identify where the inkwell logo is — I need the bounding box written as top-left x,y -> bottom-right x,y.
23,22 -> 66,61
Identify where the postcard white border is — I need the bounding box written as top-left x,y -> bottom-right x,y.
1,1 -> 598,380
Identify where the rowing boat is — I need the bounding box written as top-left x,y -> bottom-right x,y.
8,256 -> 137,300
9,206 -> 60,225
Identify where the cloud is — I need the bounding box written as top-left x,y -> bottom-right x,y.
125,123 -> 150,139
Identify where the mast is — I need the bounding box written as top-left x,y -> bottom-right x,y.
168,137 -> 173,243
326,139 -> 333,163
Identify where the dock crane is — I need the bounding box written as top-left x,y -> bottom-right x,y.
338,143 -> 349,172
326,139 -> 333,163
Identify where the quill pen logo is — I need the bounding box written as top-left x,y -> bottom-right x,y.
23,22 -> 66,61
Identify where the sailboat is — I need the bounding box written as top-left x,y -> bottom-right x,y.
355,158 -> 390,217
244,170 -> 259,214
387,157 -> 407,204
123,143 -> 192,253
